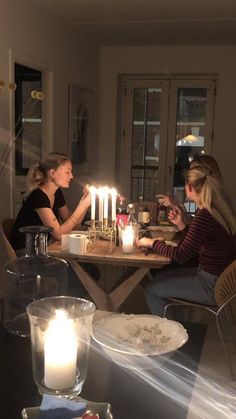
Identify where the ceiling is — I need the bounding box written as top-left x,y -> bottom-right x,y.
33,0 -> 236,46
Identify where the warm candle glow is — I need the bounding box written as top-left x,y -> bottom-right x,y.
98,187 -> 104,223
110,188 -> 117,221
44,309 -> 77,390
103,187 -> 109,220
89,185 -> 119,227
122,226 -> 134,253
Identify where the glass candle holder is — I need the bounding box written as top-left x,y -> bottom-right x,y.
119,224 -> 140,253
27,296 -> 96,397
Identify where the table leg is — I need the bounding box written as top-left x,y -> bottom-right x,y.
68,260 -> 109,310
108,267 -> 149,311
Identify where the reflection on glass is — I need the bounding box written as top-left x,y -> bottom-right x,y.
174,88 -> 208,210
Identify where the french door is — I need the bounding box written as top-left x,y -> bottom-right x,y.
118,77 -> 216,204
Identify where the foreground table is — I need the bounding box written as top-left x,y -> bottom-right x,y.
0,311 -> 206,419
49,240 -> 170,311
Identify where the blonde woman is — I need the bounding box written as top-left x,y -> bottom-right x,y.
10,153 -> 91,251
137,166 -> 236,315
158,154 -> 222,215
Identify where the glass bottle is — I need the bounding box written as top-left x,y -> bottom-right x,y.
157,204 -> 167,224
127,203 -> 137,225
142,206 -> 151,227
116,196 -> 129,227
5,226 -> 68,337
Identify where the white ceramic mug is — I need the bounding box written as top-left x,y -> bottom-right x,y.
69,234 -> 89,255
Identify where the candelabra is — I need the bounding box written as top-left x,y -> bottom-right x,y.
88,186 -> 117,253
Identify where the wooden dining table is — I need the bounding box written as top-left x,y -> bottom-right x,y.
49,239 -> 171,311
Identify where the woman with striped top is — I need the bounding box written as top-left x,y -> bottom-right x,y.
137,165 -> 236,316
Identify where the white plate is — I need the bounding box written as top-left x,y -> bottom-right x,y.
147,225 -> 177,240
22,399 -> 113,419
92,314 -> 188,369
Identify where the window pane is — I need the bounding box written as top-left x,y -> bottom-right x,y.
174,88 -> 208,202
131,88 -> 161,201
22,80 -> 42,168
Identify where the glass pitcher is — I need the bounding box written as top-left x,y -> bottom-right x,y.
5,226 -> 68,337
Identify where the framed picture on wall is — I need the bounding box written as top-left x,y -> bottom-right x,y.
68,85 -> 93,173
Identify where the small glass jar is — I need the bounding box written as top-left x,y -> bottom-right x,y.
5,226 -> 68,337
119,224 -> 140,253
27,296 -> 96,397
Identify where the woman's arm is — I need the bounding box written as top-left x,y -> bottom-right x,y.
58,192 -> 89,225
58,205 -> 71,222
36,194 -> 91,240
151,209 -> 214,264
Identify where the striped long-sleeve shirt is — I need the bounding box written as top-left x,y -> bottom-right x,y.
153,208 -> 236,275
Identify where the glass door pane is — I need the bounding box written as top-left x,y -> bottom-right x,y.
119,79 -> 169,202
119,78 -> 215,210
167,80 -> 215,211
131,87 -> 161,201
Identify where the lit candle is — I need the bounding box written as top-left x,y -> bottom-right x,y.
111,188 -> 117,221
98,187 -> 104,223
103,187 -> 109,220
90,186 -> 96,221
122,226 -> 134,253
44,310 -> 77,390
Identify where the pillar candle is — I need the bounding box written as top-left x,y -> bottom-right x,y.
103,187 -> 109,220
90,186 -> 96,220
44,310 -> 77,390
98,188 -> 104,222
111,188 -> 117,221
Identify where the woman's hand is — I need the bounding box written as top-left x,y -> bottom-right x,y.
136,237 -> 156,249
168,206 -> 186,230
78,192 -> 91,211
157,194 -> 176,208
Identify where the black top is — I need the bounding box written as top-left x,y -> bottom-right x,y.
10,188 -> 66,251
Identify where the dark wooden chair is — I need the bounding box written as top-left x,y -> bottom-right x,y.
0,220 -> 16,324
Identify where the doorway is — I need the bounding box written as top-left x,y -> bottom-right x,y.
14,63 -> 42,215
118,77 -> 216,207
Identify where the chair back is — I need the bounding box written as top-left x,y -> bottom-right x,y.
2,218 -> 15,241
214,260 -> 236,307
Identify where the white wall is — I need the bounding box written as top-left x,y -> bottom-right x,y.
0,0 -> 99,219
98,45 -> 236,210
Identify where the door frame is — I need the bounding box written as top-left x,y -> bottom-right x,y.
9,48 -> 53,216
165,79 -> 216,194
117,75 -> 216,201
118,78 -> 170,200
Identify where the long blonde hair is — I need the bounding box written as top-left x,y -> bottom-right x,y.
26,153 -> 70,191
186,166 -> 236,235
190,154 -> 222,183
